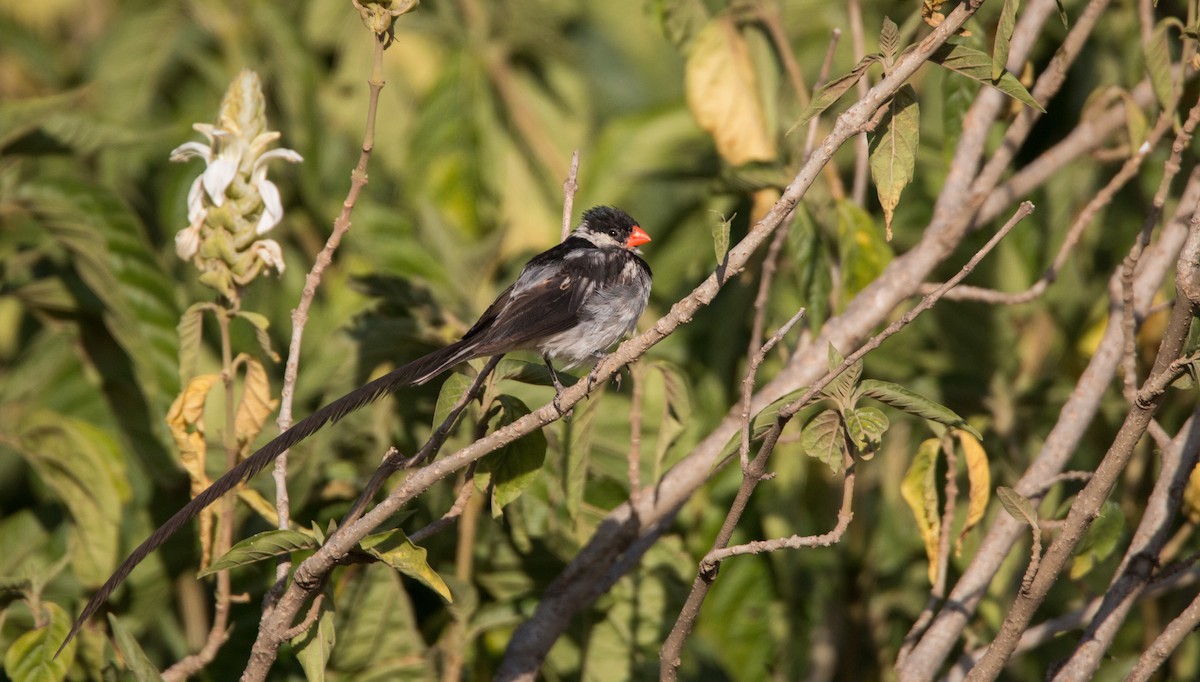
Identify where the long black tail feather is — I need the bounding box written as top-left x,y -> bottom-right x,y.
58,339 -> 478,655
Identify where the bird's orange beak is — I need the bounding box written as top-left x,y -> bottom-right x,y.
626,225 -> 651,248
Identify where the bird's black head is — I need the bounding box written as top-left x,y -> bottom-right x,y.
579,206 -> 651,250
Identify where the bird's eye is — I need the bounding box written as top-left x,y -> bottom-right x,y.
609,228 -> 619,237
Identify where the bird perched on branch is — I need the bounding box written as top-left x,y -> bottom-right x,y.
60,205 -> 652,653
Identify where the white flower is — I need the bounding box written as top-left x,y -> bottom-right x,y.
252,148 -> 303,234
252,239 -> 286,274
175,216 -> 202,260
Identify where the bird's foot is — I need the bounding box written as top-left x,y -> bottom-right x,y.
585,350 -> 610,394
544,356 -> 573,419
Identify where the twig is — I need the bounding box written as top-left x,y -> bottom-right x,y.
740,310 -> 807,468
409,467 -> 477,544
264,24 -> 390,615
561,150 -> 580,242
920,105 -> 1175,304
846,0 -> 869,206
934,435 -> 959,596
279,593 -> 325,641
963,194 -> 1200,681
662,202 -> 1029,679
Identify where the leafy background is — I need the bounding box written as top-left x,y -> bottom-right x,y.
1,0 -> 1197,680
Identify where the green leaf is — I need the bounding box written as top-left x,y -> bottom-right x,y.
17,413 -> 130,587
107,614 -> 160,682
685,16 -> 776,164
649,0 -> 709,52
562,386 -> 602,523
477,395 -> 548,516
800,409 -> 847,473
292,598 -> 336,681
929,43 -> 1044,112
880,17 -> 900,65
956,431 -> 991,555
329,565 -> 433,675
996,486 -> 1040,530
3,602 -> 73,682
201,529 -> 319,576
901,439 -> 942,584
360,529 -> 453,603
857,379 -> 980,438
1145,18 -> 1184,112
868,85 -> 920,240
835,200 -> 893,299
846,406 -> 889,458
712,211 -> 732,264
823,343 -> 862,407
992,0 -> 1019,80
1070,500 -> 1124,579
236,310 -> 280,363
495,359 -> 577,387
793,54 -> 883,130
177,303 -> 206,385
431,371 -> 475,432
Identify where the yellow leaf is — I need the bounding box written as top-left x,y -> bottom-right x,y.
166,373 -> 220,565
1183,463 -> 1200,524
237,488 -> 283,527
235,357 -> 279,456
901,439 -> 942,584
685,16 -> 775,165
955,430 -> 990,555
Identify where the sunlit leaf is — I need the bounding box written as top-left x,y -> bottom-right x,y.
685,16 -> 775,165
869,85 -> 919,240
360,529 -> 453,603
835,201 -> 893,299
857,379 -> 979,438
880,17 -> 900,64
177,303 -> 206,385
431,371 -> 475,433
801,409 -> 846,473
846,406 -> 889,458
1070,500 -> 1124,579
712,211 -> 732,264
201,529 -> 319,576
992,0 -> 1019,80
929,43 -> 1044,111
823,343 -> 862,407
1145,18 -> 1184,112
235,357 -> 279,453
901,438 -> 942,584
3,602 -> 73,682
793,54 -> 883,130
955,430 -> 990,555
996,486 -> 1039,530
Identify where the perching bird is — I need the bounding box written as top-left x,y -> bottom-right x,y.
60,205 -> 652,652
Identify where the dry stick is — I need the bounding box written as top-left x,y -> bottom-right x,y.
964,204 -> 1200,681
1051,405 -> 1200,680
934,437 -> 959,595
505,3 -> 1058,677
409,466 -> 476,544
945,412 -> 1200,679
740,310 -> 808,469
1125,587 -> 1200,682
1121,67 -> 1200,403
807,29 -> 846,197
846,0 -> 870,206
660,309 -> 809,681
758,3 -> 810,108
163,311 -> 241,681
662,203 -> 1032,678
560,149 -> 580,242
904,167 -> 1200,680
924,104 -> 1175,304
263,28 -> 389,612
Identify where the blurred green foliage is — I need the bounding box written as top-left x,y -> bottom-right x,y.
1,0 -> 1198,680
